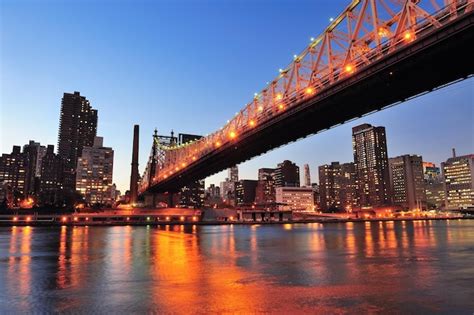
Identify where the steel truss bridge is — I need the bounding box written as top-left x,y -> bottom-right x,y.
139,0 -> 474,195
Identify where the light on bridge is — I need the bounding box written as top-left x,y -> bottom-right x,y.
378,27 -> 389,37
181,162 -> 186,167
215,141 -> 221,148
229,131 -> 237,139
13,217 -> 18,222
26,216 -> 32,222
258,105 -> 263,112
249,119 -> 256,127
175,166 -> 179,171
275,93 -> 283,101
192,156 -> 197,161
278,104 -> 284,110
403,31 -> 415,42
305,87 -> 315,95
61,216 -> 67,223
345,64 -> 355,74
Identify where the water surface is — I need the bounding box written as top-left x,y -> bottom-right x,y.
1,220 -> 473,313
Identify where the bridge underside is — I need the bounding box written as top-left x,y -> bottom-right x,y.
145,12 -> 474,194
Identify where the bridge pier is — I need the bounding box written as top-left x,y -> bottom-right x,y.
143,192 -> 179,208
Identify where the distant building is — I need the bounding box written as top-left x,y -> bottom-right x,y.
255,168 -> 276,205
58,91 -> 98,197
39,145 -> 64,206
352,124 -> 391,208
389,155 -> 426,210
423,162 -> 445,209
235,180 -> 258,205
318,162 -> 357,212
274,160 -> 300,187
228,165 -> 239,182
75,137 -> 114,205
180,180 -> 205,208
0,146 -> 27,204
23,140 -> 46,196
311,183 -> 320,209
303,164 -> 311,187
220,179 -> 235,205
442,152 -> 474,210
275,187 -> 314,212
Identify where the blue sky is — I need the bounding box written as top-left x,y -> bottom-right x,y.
1,0 -> 473,193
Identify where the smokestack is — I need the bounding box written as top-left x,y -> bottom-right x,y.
130,125 -> 139,204
452,148 -> 456,158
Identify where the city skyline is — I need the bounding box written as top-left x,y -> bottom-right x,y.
1,0 -> 473,193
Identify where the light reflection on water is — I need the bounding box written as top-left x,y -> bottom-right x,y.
0,220 -> 473,313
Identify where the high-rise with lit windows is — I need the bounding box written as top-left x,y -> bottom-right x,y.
58,92 -> 98,196
442,152 -> 474,210
389,155 -> 426,210
75,137 -> 114,205
352,124 -> 391,208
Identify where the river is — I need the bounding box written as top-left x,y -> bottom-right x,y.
1,220 -> 473,313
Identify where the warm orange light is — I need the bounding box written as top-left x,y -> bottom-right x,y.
215,141 -> 221,147
258,106 -> 264,112
192,156 -> 197,161
13,217 -> 18,222
229,131 -> 237,139
378,27 -> 389,37
181,162 -> 186,167
85,217 -> 89,221
126,217 -> 130,221
275,93 -> 283,101
61,216 -> 67,222
192,216 -> 198,221
180,216 -> 185,221
229,216 -> 234,221
166,216 -> 170,221
26,216 -> 32,222
73,217 -> 78,222
164,175 -> 168,179
249,120 -> 256,127
404,31 -> 414,41
345,64 -> 355,73
175,166 -> 179,171
278,104 -> 284,110
305,87 -> 314,95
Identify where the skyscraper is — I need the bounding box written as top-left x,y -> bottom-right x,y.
235,180 -> 258,205
39,145 -> 64,206
303,164 -> 311,187
58,92 -> 98,196
0,146 -> 27,205
75,137 -> 114,205
274,160 -> 300,187
352,124 -> 391,208
180,180 -> 205,208
228,165 -> 239,182
23,140 -> 46,196
255,168 -> 276,205
423,161 -> 445,209
442,153 -> 474,210
318,162 -> 357,211
389,155 -> 426,210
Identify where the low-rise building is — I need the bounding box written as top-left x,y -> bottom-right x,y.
276,186 -> 314,212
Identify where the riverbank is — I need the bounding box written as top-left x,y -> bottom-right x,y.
0,213 -> 469,227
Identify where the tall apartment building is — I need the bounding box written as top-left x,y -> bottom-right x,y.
23,140 -> 46,196
318,162 -> 357,211
180,180 -> 205,208
423,161 -> 445,209
303,164 -> 311,187
442,153 -> 474,210
228,165 -> 239,182
352,124 -> 391,208
75,137 -> 114,205
255,168 -> 276,205
235,180 -> 258,205
0,146 -> 27,204
389,155 -> 426,210
58,92 -> 98,196
39,145 -> 64,206
275,187 -> 314,212
274,160 -> 300,187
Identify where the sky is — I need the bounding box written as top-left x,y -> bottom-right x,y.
1,0 -> 473,193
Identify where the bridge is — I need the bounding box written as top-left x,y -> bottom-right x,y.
139,0 -> 474,197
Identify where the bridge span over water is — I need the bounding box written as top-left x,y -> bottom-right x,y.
139,0 -> 474,196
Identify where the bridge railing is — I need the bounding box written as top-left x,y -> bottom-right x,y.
139,0 -> 472,194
